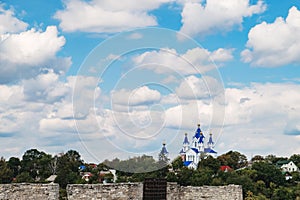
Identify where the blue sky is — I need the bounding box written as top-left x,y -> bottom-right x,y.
1,0 -> 300,163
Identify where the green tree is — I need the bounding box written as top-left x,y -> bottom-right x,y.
251,155 -> 264,162
265,154 -> 287,165
272,187 -> 294,200
0,157 -> 13,183
177,167 -> 194,186
198,155 -> 221,173
226,171 -> 255,197
166,171 -> 178,182
217,151 -> 248,169
20,149 -> 52,181
290,154 -> 300,168
7,157 -> 21,178
105,155 -> 158,173
255,180 -> 269,197
251,162 -> 285,187
15,172 -> 34,183
55,150 -> 83,189
171,156 -> 183,170
191,168 -> 213,186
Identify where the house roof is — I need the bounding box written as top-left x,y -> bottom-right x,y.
276,160 -> 290,166
220,166 -> 232,171
183,161 -> 193,167
46,175 -> 57,182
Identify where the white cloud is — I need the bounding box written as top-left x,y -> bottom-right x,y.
21,69 -> 70,103
54,0 -> 173,33
1,70 -> 300,161
111,86 -> 161,106
224,83 -> 300,130
165,100 -> 213,129
241,6 -> 300,67
179,0 -> 266,36
1,26 -> 65,65
176,75 -> 223,99
0,74 -> 113,162
133,47 -> 233,75
0,26 -> 70,83
0,5 -> 28,34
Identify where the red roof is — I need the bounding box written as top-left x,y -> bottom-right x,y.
220,165 -> 232,172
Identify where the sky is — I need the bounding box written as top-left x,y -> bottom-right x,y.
1,0 -> 300,164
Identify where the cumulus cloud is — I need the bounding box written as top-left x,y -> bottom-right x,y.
111,86 -> 161,107
54,0 -> 173,33
1,71 -> 300,160
0,73 -> 107,154
224,83 -> 300,129
1,26 -> 65,65
22,69 -> 70,103
165,100 -> 213,129
179,0 -> 266,37
0,26 -> 71,83
133,47 -> 233,75
176,75 -> 223,99
0,5 -> 28,34
241,6 -> 300,67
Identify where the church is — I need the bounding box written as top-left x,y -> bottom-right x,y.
179,124 -> 217,169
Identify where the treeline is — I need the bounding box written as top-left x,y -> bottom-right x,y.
1,149 -> 300,199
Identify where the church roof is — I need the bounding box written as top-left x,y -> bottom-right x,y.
191,148 -> 199,154
183,133 -> 189,144
183,161 -> 193,167
199,133 -> 205,143
204,148 -> 217,154
194,124 -> 202,139
208,133 -> 214,145
161,143 -> 168,154
179,149 -> 185,154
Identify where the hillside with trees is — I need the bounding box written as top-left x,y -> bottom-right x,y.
1,149 -> 300,199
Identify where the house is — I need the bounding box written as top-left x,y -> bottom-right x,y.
82,172 -> 93,182
99,169 -> 117,183
179,124 -> 217,169
283,171 -> 293,181
276,160 -> 299,173
220,165 -> 233,172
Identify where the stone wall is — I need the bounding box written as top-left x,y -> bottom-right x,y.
0,183 -> 242,200
175,185 -> 243,200
0,183 -> 59,200
67,183 -> 242,200
67,183 -> 143,200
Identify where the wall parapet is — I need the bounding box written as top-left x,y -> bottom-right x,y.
67,183 -> 242,200
168,183 -> 243,200
67,183 -> 143,200
0,183 -> 59,200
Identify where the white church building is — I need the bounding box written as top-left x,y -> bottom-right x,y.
179,124 -> 217,169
